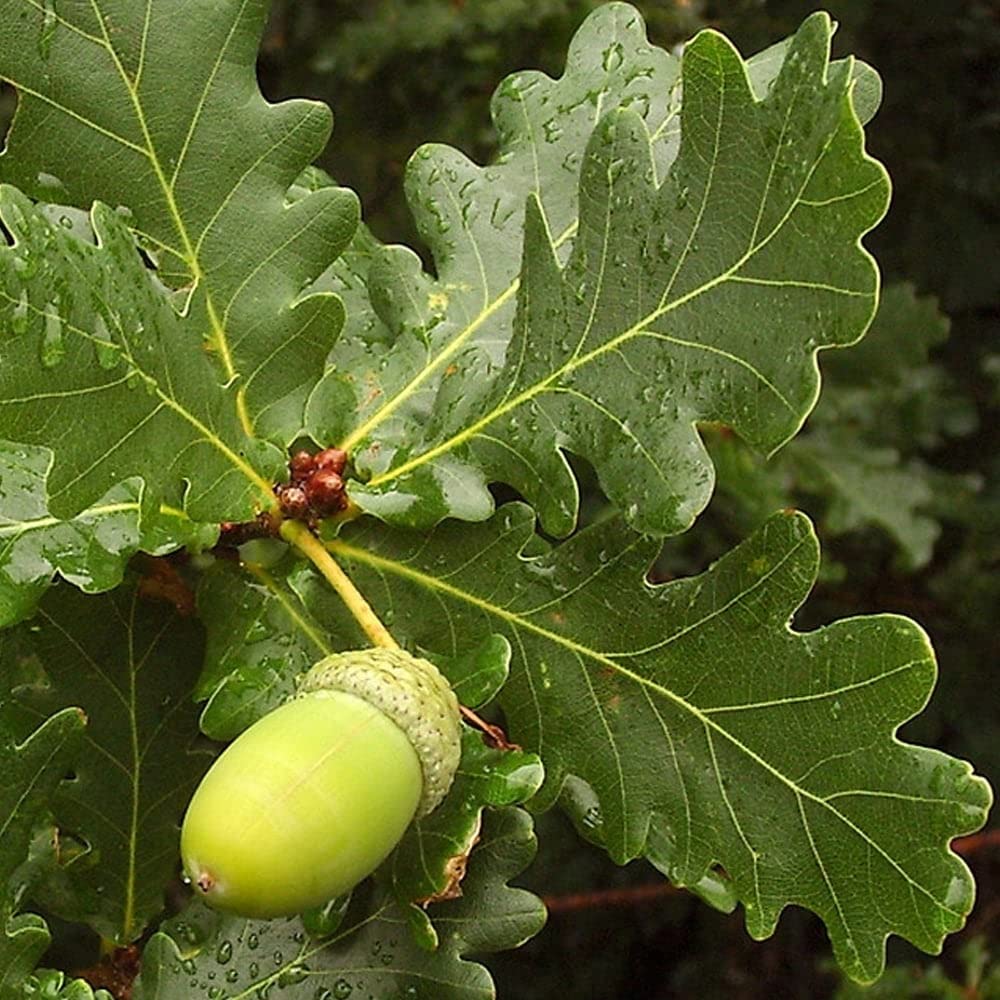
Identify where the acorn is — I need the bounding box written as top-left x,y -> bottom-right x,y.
180,648 -> 461,918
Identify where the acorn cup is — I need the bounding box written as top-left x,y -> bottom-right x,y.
180,648 -> 461,918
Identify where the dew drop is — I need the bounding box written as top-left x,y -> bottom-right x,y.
333,980 -> 353,999
40,303 -> 64,368
11,289 -> 28,335
278,964 -> 309,986
216,940 -> 233,965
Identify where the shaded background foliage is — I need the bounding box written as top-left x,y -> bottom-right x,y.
4,1 -> 996,996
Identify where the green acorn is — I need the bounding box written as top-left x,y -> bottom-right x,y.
180,648 -> 461,918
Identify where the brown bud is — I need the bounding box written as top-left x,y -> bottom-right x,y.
289,450 -> 316,482
277,484 -> 310,519
305,469 -> 345,516
314,448 -> 347,475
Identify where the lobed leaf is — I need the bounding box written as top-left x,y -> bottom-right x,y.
308,5 -> 888,537
0,708 -> 84,893
320,504 -> 991,982
0,709 -> 83,1000
0,0 -> 358,443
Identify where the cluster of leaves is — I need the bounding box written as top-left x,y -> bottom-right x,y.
0,2 -> 993,998
705,281 -> 978,571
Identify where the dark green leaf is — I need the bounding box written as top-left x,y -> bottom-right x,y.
193,549 -> 358,741
0,710 -> 83,1000
0,0 -> 358,443
0,580 -> 211,944
322,504 -> 990,982
0,708 -> 84,896
0,913 -> 49,1000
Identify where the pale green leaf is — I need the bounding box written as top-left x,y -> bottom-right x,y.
10,967 -> 114,1000
708,283 -> 976,567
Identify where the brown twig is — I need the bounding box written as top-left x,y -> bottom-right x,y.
459,704 -> 520,750
542,831 -> 1000,915
954,828 -> 1000,856
544,882 -> 681,914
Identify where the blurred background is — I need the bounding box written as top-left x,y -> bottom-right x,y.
7,1 -> 998,995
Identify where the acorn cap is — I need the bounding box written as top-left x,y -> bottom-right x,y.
297,648 -> 461,816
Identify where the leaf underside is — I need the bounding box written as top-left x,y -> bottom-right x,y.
0,579 -> 210,944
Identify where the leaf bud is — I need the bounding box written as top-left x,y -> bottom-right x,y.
305,469 -> 345,515
313,447 -> 347,475
288,450 -> 316,481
